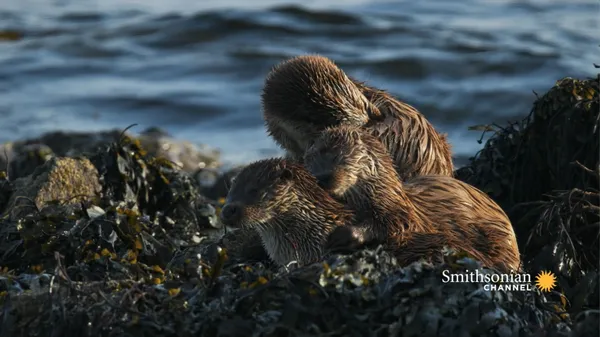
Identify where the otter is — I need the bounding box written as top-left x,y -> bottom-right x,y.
388,231 -> 491,268
304,126 -> 521,273
262,54 -> 454,180
219,158 -> 354,267
218,227 -> 271,263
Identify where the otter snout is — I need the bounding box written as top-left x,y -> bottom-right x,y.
220,203 -> 242,226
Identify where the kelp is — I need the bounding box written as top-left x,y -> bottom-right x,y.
0,128 -> 222,281
0,76 -> 598,336
456,75 -> 599,317
0,248 -> 571,337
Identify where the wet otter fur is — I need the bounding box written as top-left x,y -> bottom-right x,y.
219,158 -> 354,267
390,231 -> 490,267
352,79 -> 454,179
304,126 -> 521,273
262,54 -> 454,179
261,55 -> 377,162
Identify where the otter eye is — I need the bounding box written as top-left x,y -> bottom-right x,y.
246,186 -> 259,196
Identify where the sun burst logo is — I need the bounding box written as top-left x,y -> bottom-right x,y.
535,270 -> 557,292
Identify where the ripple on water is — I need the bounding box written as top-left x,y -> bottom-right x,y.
0,0 -> 597,165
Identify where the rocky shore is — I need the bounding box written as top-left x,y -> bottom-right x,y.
0,76 -> 598,337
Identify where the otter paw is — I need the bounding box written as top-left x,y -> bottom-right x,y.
326,226 -> 365,252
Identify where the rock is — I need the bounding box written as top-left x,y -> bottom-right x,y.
22,129 -> 123,158
0,127 -> 221,182
3,157 -> 101,219
570,310 -> 600,337
195,165 -> 245,201
8,144 -> 55,180
138,127 -> 221,173
220,228 -> 271,264
0,170 -> 12,213
0,75 -> 597,336
0,130 -> 121,180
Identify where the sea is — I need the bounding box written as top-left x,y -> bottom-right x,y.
0,0 -> 597,167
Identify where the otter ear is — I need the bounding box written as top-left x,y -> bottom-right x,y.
280,168 -> 294,181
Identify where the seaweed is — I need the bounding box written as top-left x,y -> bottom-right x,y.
456,75 -> 599,316
0,75 -> 597,336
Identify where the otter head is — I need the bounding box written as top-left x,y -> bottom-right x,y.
304,125 -> 385,198
262,55 -> 382,156
220,158 -> 301,230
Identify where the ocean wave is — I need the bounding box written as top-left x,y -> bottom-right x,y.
0,1 -> 596,165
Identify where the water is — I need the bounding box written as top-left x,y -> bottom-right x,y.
0,0 -> 597,167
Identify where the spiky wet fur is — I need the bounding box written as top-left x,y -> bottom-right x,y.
351,79 -> 454,179
262,55 -> 379,161
304,126 -> 429,243
305,126 -> 521,273
221,158 -> 354,267
261,54 -> 454,179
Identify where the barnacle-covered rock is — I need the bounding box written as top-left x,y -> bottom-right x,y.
2,157 -> 101,219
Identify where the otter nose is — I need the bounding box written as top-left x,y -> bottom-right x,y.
220,203 -> 241,224
315,173 -> 333,190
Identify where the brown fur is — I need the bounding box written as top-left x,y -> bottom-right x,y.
304,126 -> 521,273
262,54 -> 454,179
389,231 -> 485,267
220,158 -> 354,267
262,55 -> 378,161
352,79 -> 454,179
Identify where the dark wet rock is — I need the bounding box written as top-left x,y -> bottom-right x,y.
138,127 -> 221,173
570,310 -> 600,337
0,130 -> 122,180
219,228 -> 271,264
0,127 -> 221,181
0,170 -> 12,213
2,157 -> 101,219
1,143 -> 55,180
195,165 -> 245,201
456,75 -> 599,316
23,129 -> 123,158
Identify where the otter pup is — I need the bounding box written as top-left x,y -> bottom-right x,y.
304,126 -> 521,273
262,54 -> 454,179
219,158 -> 354,267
